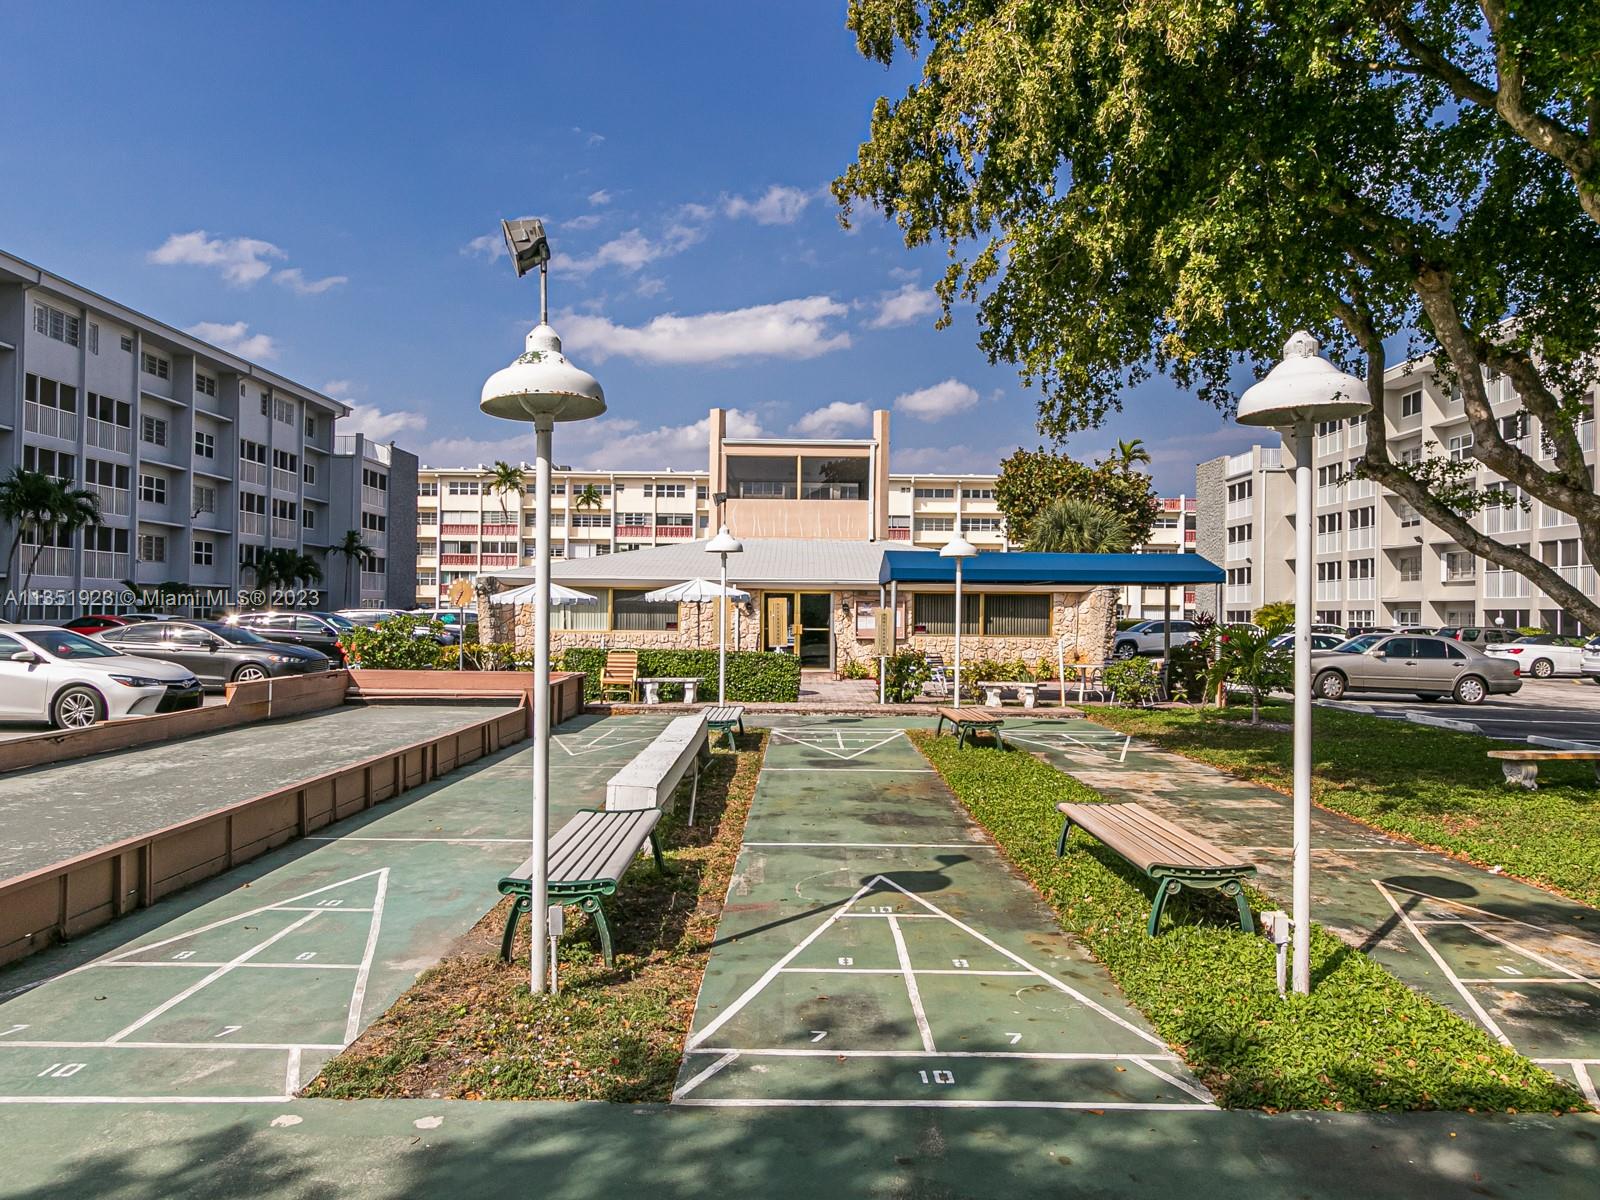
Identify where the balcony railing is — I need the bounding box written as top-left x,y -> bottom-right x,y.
1315,581 -> 1342,601
1316,485 -> 1343,506
360,571 -> 385,593
1556,563 -> 1599,594
1225,499 -> 1253,520
616,524 -> 651,538
272,468 -> 299,494
1225,452 -> 1254,475
1484,571 -> 1530,599
440,553 -> 477,565
86,418 -> 132,453
655,525 -> 694,538
887,527 -> 911,540
21,545 -> 72,577
1225,542 -> 1249,562
1347,579 -> 1376,601
271,518 -> 298,540
239,461 -> 268,486
1225,585 -> 1253,605
481,554 -> 518,568
90,485 -> 130,516
83,551 -> 129,580
239,513 -> 266,535
1347,478 -> 1376,500
1316,532 -> 1342,555
480,522 -> 517,536
441,523 -> 479,535
24,402 -> 77,441
363,486 -> 388,509
1347,526 -> 1376,550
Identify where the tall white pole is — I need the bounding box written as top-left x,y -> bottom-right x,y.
1292,421 -> 1314,994
953,559 -> 964,702
718,551 -> 728,703
531,413 -> 554,994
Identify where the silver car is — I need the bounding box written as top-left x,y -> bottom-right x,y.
1311,633 -> 1522,705
0,624 -> 203,728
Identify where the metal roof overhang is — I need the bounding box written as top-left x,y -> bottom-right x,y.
878,551 -> 1225,587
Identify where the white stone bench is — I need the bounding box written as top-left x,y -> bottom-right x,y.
605,709 -> 713,822
976,680 -> 1041,709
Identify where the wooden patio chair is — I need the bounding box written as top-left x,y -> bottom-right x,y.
600,650 -> 640,703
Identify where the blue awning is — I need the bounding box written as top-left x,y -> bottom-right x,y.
878,551 -> 1224,587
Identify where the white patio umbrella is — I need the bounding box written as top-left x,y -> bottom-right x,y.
642,578 -> 750,649
489,581 -> 598,606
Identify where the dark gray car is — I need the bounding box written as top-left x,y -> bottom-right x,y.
95,619 -> 330,690
1310,634 -> 1522,705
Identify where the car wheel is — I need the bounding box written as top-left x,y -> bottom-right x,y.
1113,641 -> 1136,660
1530,658 -> 1554,679
51,685 -> 103,729
1454,675 -> 1488,705
1313,670 -> 1346,700
232,664 -> 269,683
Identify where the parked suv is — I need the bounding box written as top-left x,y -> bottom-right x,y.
0,624 -> 201,728
229,611 -> 353,662
1311,634 -> 1521,705
96,619 -> 330,689
1112,620 -> 1201,659
1436,626 -> 1518,646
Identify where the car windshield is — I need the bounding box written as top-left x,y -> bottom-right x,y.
1333,634 -> 1384,654
322,613 -> 356,630
209,625 -> 268,645
18,629 -> 123,659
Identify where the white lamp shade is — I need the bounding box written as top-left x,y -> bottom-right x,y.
705,526 -> 743,555
940,533 -> 978,558
1236,331 -> 1370,429
481,324 -> 606,423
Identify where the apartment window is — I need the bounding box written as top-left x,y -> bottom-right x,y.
239,492 -> 266,515
1317,513 -> 1342,534
1397,553 -> 1422,582
194,484 -> 217,514
696,485 -> 708,500
1500,412 -> 1529,442
303,509 -> 316,530
614,589 -> 678,632
361,512 -> 387,533
1349,506 -> 1374,531
961,487 -> 996,500
138,474 -> 167,504
87,323 -> 99,355
914,487 -> 955,500
1397,499 -> 1421,527
1399,389 -> 1422,418
239,440 -> 268,465
119,334 -> 133,353
363,468 -> 388,492
644,482 -> 687,499
304,415 -> 316,439
193,539 -> 214,567
571,513 -> 611,527
23,446 -> 75,482
194,431 -> 215,459
86,460 -> 128,491
914,593 -> 1049,638
1398,445 -> 1422,466
419,480 -> 439,496
1317,561 -> 1342,581
142,415 -> 168,446
195,372 -> 217,398
1350,558 -> 1375,581
261,394 -> 270,416
961,516 -> 1004,532
273,397 -> 295,424
272,498 -> 297,521
1443,550 -> 1476,581
915,516 -> 954,533
619,512 -> 650,527
303,463 -> 317,485
273,449 -> 299,472
658,514 -> 694,528
1448,432 -> 1474,461
1227,523 -> 1252,544
418,511 -> 437,526
1227,566 -> 1252,586
1392,607 -> 1421,625
33,302 -> 81,347
141,352 -> 170,380
138,533 -> 167,564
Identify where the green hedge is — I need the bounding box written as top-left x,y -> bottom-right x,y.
560,647 -> 800,703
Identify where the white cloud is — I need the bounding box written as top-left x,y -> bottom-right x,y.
867,282 -> 939,329
187,321 -> 277,361
417,408 -> 764,473
322,379 -> 356,398
556,224 -> 704,277
723,184 -> 813,226
587,189 -> 613,206
677,202 -> 717,222
891,443 -> 1003,474
888,266 -> 920,282
562,214 -> 604,232
342,403 -> 428,442
559,296 -> 851,365
894,378 -> 979,420
462,233 -> 507,261
792,401 -> 868,437
274,267 -> 348,295
634,276 -> 667,299
149,231 -> 285,285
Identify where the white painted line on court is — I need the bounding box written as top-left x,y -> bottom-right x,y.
1535,1059 -> 1600,1108
1374,881 -> 1513,1047
1126,1055 -> 1214,1103
0,1096 -> 294,1106
761,767 -> 933,773
1458,977 -> 1599,986
779,967 -> 1033,977
1456,924 -> 1600,992
96,961 -> 363,971
344,869 -> 390,1043
673,1098 -> 1213,1111
671,1050 -> 740,1101
284,1047 -> 302,1095
743,841 -> 994,849
0,1041 -> 345,1051
687,1048 -> 1185,1062
1381,882 -> 1546,931
305,836 -> 530,844
105,912 -> 321,1044
1237,847 -> 1429,855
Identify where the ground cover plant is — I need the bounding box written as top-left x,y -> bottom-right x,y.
306,731 -> 765,1102
561,647 -> 800,703
909,729 -> 1579,1113
1088,704 -> 1600,908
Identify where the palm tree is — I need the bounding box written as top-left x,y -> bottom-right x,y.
248,548 -> 301,603
487,461 -> 525,522
289,551 -> 323,592
0,469 -> 102,618
332,530 -> 374,607
573,483 -> 604,512
1113,438 -> 1152,472
1026,497 -> 1133,554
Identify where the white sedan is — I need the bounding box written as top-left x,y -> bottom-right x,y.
0,624 -> 203,728
1484,635 -> 1590,679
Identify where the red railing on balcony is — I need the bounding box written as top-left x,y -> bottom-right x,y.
480,523 -> 518,536
887,527 -> 912,540
440,554 -> 477,565
655,525 -> 694,538
481,554 -> 519,567
616,524 -> 652,538
441,524 -> 478,535
1185,530 -> 1196,543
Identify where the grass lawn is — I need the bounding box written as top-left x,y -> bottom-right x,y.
910,729 -> 1581,1113
305,731 -> 765,1102
1086,702 -> 1600,908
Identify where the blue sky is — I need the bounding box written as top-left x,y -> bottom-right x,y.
0,1 -> 1266,493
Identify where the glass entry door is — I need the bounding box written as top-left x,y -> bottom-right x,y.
762,591 -> 833,666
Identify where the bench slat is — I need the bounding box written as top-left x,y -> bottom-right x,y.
1057,801 -> 1249,874
1488,750 -> 1600,761
505,809 -> 663,886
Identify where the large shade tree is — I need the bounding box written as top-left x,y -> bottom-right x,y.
834,0 -> 1600,627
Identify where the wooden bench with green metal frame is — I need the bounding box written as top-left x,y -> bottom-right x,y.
497,808 -> 669,964
704,704 -> 744,750
1055,800 -> 1256,936
934,705 -> 1006,749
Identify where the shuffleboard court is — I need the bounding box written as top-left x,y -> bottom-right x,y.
0,712 -> 668,1105
1017,716 -> 1600,1107
674,716 -> 1211,1111
0,702 -> 518,882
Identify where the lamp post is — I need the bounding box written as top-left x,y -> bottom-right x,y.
940,533 -> 978,702
705,525 -> 743,702
1237,330 -> 1368,995
481,218 -> 606,995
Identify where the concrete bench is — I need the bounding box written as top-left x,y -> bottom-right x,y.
1055,800 -> 1256,936
1487,748 -> 1600,789
934,706 -> 1006,749
704,704 -> 744,751
639,676 -> 701,704
975,681 -> 1041,709
606,709 -> 713,822
497,807 -> 667,965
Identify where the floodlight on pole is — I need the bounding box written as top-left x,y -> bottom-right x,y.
705,525 -> 743,702
1236,330 -> 1368,996
940,533 -> 979,702
481,217 -> 606,996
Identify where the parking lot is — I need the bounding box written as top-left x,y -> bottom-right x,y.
1326,677 -> 1600,747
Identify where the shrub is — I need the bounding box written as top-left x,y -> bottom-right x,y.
437,642 -> 523,671
1165,639 -> 1211,703
341,614 -> 452,670
1102,655 -> 1161,705
1206,624 -> 1292,722
883,649 -> 931,703
560,647 -> 800,702
835,656 -> 877,680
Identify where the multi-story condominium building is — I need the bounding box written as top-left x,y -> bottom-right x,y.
1197,357 -> 1598,633
0,249 -> 414,617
